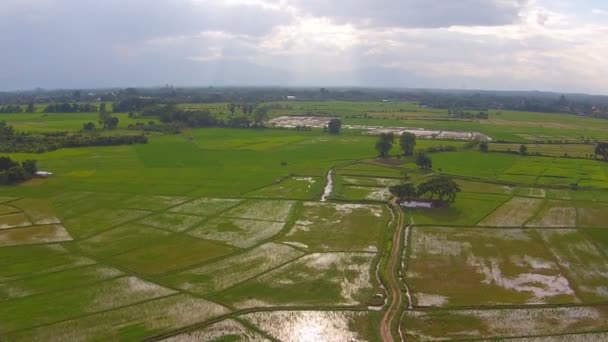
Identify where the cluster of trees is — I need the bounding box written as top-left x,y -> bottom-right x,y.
376,132 -> 417,158
44,103 -> 98,113
595,143 -> 608,160
140,103 -> 271,129
127,122 -> 181,134
0,121 -> 147,153
390,174 -> 461,203
98,104 -> 119,129
0,157 -> 37,185
0,105 -> 26,113
227,103 -> 256,116
448,109 -> 489,119
327,119 -> 342,134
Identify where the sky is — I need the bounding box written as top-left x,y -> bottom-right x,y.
0,0 -> 607,94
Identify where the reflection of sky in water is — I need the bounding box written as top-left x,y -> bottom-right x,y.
243,311 -> 363,342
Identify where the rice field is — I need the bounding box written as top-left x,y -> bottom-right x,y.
241,311 -> 373,342
404,306 -> 608,341
214,252 -> 377,308
281,202 -> 388,252
407,227 -> 578,306
2,114 -> 608,340
163,242 -> 304,295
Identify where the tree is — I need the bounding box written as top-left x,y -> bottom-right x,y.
106,117 -> 119,129
595,142 -> 608,160
83,122 -> 96,132
400,132 -> 416,156
21,160 -> 37,175
479,141 -> 489,152
375,133 -> 394,158
253,107 -> 268,127
26,103 -> 35,113
389,183 -> 417,200
519,144 -> 528,156
327,119 -> 342,134
227,103 -> 236,116
417,176 -> 461,202
416,152 -> 432,170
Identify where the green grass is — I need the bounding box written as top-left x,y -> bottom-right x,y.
107,235 -> 235,276
411,192 -> 510,226
2,105 -> 608,340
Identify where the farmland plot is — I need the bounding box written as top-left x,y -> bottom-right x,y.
0,212 -> 32,229
526,201 -> 577,227
8,294 -> 230,342
161,319 -> 269,342
0,276 -> 176,333
413,192 -> 509,226
0,224 -> 73,247
215,252 -> 376,308
0,204 -> 19,215
138,213 -> 205,232
538,229 -> 608,301
64,208 -> 150,238
170,198 -> 242,216
74,223 -> 172,257
0,244 -> 95,282
478,197 -> 544,227
108,235 -> 234,275
341,176 -> 402,187
188,218 -> 286,248
163,242 -> 303,294
122,194 -> 190,211
577,202 -> 608,228
404,306 -> 608,341
246,176 -> 322,200
0,265 -> 123,300
338,185 -> 392,201
241,311 -> 372,342
281,202 -> 387,252
407,227 -> 578,306
221,200 -> 295,222
10,198 -> 61,225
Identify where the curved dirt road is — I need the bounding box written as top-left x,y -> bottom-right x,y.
379,201 -> 406,342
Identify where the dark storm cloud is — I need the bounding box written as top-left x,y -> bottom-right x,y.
291,0 -> 528,28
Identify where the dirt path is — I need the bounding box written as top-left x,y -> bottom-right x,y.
379,200 -> 406,342
321,169 -> 334,202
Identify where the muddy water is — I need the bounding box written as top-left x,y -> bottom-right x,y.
321,170 -> 333,202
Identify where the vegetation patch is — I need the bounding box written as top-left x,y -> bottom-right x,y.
108,235 -> 234,275
538,229 -> 608,302
170,198 -> 243,216
0,276 -> 175,333
478,197 -> 544,227
10,198 -> 61,225
281,202 -> 388,252
407,227 -> 578,306
163,242 -> 304,295
241,311 -> 371,342
74,223 -> 172,257
404,306 -> 608,341
214,252 -> 376,308
138,213 -> 205,232
412,192 -> 509,226
246,176 -> 323,200
0,224 -> 73,247
64,208 -> 150,238
162,318 -> 267,342
221,199 -> 295,222
0,212 -> 32,229
526,201 -> 577,228
8,294 -> 230,341
122,195 -> 190,211
188,217 -> 286,248
0,244 -> 95,282
0,265 -> 123,300
577,203 -> 608,228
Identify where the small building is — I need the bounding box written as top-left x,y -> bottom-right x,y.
35,171 -> 53,178
401,200 -> 433,209
286,95 -> 297,100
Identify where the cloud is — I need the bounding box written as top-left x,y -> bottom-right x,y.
289,0 -> 529,28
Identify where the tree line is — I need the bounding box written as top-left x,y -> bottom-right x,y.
0,121 -> 147,153
0,157 -> 37,185
390,173 -> 461,203
44,103 -> 99,113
